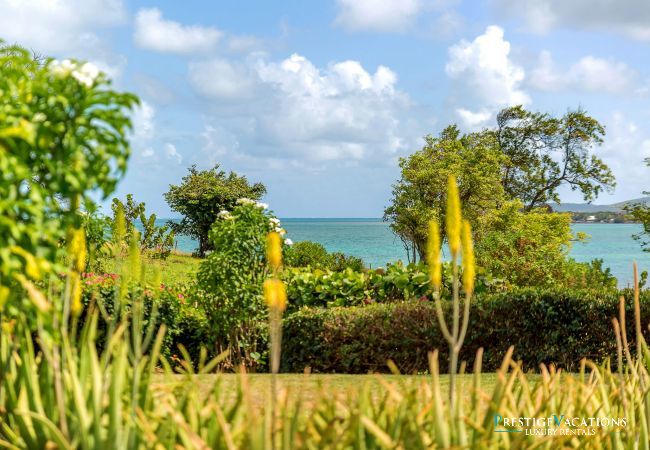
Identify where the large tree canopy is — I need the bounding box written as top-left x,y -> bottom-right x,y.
164,165 -> 266,257
385,106 -> 615,263
384,125 -> 506,261
495,106 -> 615,210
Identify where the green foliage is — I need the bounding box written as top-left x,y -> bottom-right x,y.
0,45 -> 138,314
282,262 -> 501,311
384,125 -> 505,261
195,201 -> 287,369
284,240 -> 365,271
282,288 -> 650,373
111,195 -> 175,259
329,252 -> 365,272
81,273 -> 208,360
284,241 -> 330,269
7,281 -> 650,448
496,106 -> 615,210
81,205 -> 112,272
474,201 -> 612,288
626,159 -> 650,251
164,165 -> 266,257
384,106 -> 615,278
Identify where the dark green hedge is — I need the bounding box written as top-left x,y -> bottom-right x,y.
281,289 -> 650,373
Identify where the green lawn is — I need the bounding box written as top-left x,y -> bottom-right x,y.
107,251 -> 201,285
154,373 -> 504,411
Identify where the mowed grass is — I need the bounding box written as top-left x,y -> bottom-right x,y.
107,251 -> 201,285
154,373 -> 508,412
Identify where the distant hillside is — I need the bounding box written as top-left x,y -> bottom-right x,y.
550,197 -> 650,213
610,197 -> 650,209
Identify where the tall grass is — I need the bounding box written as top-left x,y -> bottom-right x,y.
2,193 -> 650,448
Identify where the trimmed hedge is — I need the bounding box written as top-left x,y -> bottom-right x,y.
281,289 -> 650,373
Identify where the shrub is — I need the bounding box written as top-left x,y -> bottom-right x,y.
81,273 -> 208,360
329,252 -> 365,272
284,240 -> 366,271
111,195 -> 175,259
195,200 -> 290,369
0,45 -> 138,316
284,241 -> 331,269
282,261 -> 503,311
282,288 -> 650,373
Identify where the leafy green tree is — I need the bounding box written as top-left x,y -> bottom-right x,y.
627,158 -> 650,251
476,201 -> 617,288
384,126 -> 506,261
164,165 -> 266,257
475,201 -> 574,287
0,44 -> 138,313
494,106 -> 615,210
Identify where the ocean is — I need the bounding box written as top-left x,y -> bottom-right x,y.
163,219 -> 650,287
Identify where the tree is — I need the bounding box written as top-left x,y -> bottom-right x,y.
164,165 -> 266,257
627,158 -> 650,251
385,106 -> 616,264
494,106 -> 615,210
384,126 -> 506,261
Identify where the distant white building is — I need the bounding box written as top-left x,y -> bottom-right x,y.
586,215 -> 596,222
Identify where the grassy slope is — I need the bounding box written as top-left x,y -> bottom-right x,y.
106,251 -> 201,285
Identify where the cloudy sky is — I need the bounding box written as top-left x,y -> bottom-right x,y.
3,0 -> 650,217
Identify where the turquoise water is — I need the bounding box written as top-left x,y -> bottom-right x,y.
164,219 -> 650,286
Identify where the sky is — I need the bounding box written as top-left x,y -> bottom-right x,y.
2,0 -> 650,217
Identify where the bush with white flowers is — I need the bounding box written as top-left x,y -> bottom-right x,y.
194,199 -> 292,369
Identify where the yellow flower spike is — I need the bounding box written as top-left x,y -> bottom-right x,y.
446,175 -> 462,258
0,285 -> 9,309
427,221 -> 442,291
461,220 -> 475,296
25,254 -> 41,280
266,232 -> 282,271
263,278 -> 287,312
70,271 -> 83,317
68,228 -> 87,273
113,202 -> 126,245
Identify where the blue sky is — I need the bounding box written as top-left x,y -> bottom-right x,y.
2,0 -> 650,217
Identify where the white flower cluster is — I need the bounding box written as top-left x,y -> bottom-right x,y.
216,210 -> 233,220
49,60 -> 100,87
236,198 -> 268,209
268,217 -> 292,245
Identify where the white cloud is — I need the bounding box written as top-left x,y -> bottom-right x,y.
201,125 -> 239,165
189,59 -> 257,99
493,0 -> 650,40
445,26 -> 529,128
134,8 -> 222,54
189,53 -> 416,164
0,0 -> 125,53
131,101 -> 157,159
530,51 -> 640,94
456,108 -> 493,128
334,0 -> 424,32
164,143 -> 183,164
131,101 -> 156,142
592,112 -> 650,201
